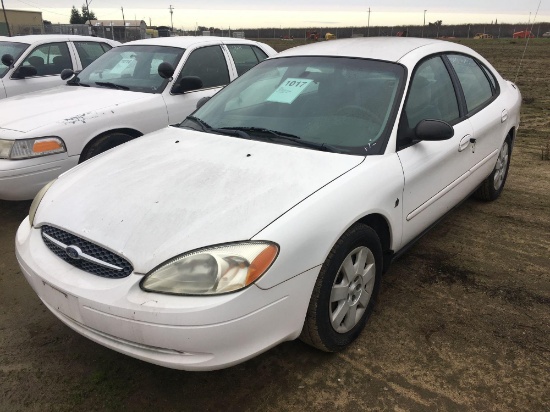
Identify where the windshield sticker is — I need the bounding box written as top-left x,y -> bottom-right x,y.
266,78 -> 313,104
110,58 -> 136,75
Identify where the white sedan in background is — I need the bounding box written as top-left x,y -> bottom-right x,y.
0,36 -> 276,200
16,38 -> 521,371
0,34 -> 119,99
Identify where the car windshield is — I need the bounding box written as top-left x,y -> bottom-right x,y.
0,42 -> 29,78
183,56 -> 405,155
73,45 -> 185,93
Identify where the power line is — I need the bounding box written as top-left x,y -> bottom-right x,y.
11,0 -> 68,16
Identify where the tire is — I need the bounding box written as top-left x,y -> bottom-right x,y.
474,135 -> 512,201
79,132 -> 135,163
300,224 -> 383,352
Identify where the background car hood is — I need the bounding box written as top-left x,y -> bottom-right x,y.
36,128 -> 364,273
0,86 -> 155,134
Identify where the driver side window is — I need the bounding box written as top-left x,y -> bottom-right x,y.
174,46 -> 230,92
21,42 -> 72,76
398,56 -> 459,150
405,56 -> 459,128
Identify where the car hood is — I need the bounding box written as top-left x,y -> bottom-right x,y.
0,86 -> 155,134
36,128 -> 364,274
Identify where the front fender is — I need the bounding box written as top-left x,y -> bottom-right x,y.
254,154 -> 404,289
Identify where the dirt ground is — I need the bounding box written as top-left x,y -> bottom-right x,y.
0,39 -> 548,411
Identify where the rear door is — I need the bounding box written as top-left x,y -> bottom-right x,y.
71,40 -> 114,70
224,43 -> 269,77
446,54 -> 508,186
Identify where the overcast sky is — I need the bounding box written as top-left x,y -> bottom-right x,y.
4,0 -> 548,29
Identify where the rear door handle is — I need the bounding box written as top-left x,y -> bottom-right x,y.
459,134 -> 472,152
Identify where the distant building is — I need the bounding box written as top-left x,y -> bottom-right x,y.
85,19 -> 147,42
0,9 -> 44,36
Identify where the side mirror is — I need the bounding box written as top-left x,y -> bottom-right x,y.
60,68 -> 76,80
12,65 -> 38,79
157,62 -> 175,79
1,54 -> 14,68
415,119 -> 454,141
172,76 -> 203,94
196,96 -> 211,109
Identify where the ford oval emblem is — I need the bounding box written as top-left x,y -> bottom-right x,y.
66,245 -> 81,260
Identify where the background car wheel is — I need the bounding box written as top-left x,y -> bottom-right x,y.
79,132 -> 136,163
300,224 -> 382,352
474,135 -> 512,201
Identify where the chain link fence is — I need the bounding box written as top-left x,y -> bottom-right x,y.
44,23 -> 145,43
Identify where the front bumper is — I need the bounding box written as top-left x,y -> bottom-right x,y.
0,153 -> 79,201
15,219 -> 320,370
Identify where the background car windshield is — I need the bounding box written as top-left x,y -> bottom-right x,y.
0,42 -> 29,78
76,45 -> 184,93
192,56 -> 404,154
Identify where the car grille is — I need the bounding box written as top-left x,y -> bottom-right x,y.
41,225 -> 133,279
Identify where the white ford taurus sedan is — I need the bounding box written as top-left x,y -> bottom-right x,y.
0,35 -> 120,99
15,38 -> 521,371
0,36 -> 275,200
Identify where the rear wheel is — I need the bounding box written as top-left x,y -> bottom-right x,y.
79,132 -> 135,163
300,224 -> 382,352
474,135 -> 511,201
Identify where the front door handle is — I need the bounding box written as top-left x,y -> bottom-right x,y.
459,134 -> 472,152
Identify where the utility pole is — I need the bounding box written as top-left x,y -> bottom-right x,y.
169,5 -> 174,31
367,7 -> 371,37
422,10 -> 427,37
85,0 -> 92,27
121,7 -> 125,41
1,0 -> 12,37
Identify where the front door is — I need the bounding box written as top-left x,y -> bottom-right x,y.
4,42 -> 75,98
397,55 -> 477,245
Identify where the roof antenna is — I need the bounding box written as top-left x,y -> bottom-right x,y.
515,0 -> 542,83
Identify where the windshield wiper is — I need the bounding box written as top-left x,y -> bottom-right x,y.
183,116 -> 251,139
183,115 -> 213,132
94,81 -> 129,90
221,127 -> 338,153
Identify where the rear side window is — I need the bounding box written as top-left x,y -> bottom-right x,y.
227,44 -> 263,76
405,56 -> 460,128
74,41 -> 111,69
21,42 -> 72,76
176,45 -> 230,89
447,54 -> 494,113
252,46 -> 268,61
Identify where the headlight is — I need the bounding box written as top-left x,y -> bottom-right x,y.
29,179 -> 56,226
140,242 -> 279,295
0,137 -> 66,159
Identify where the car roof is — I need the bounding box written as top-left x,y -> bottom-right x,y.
124,36 -> 269,48
0,34 -> 119,45
275,37 -> 473,63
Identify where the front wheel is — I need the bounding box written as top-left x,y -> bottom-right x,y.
474,135 -> 512,201
79,132 -> 135,163
300,224 -> 382,352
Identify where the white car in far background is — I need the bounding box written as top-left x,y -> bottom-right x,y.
0,34 -> 119,99
16,38 -> 520,371
0,36 -> 276,200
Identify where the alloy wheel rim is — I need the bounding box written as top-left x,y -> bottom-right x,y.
493,142 -> 509,191
329,246 -> 376,333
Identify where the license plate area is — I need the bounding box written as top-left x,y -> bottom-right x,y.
40,281 -> 82,322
